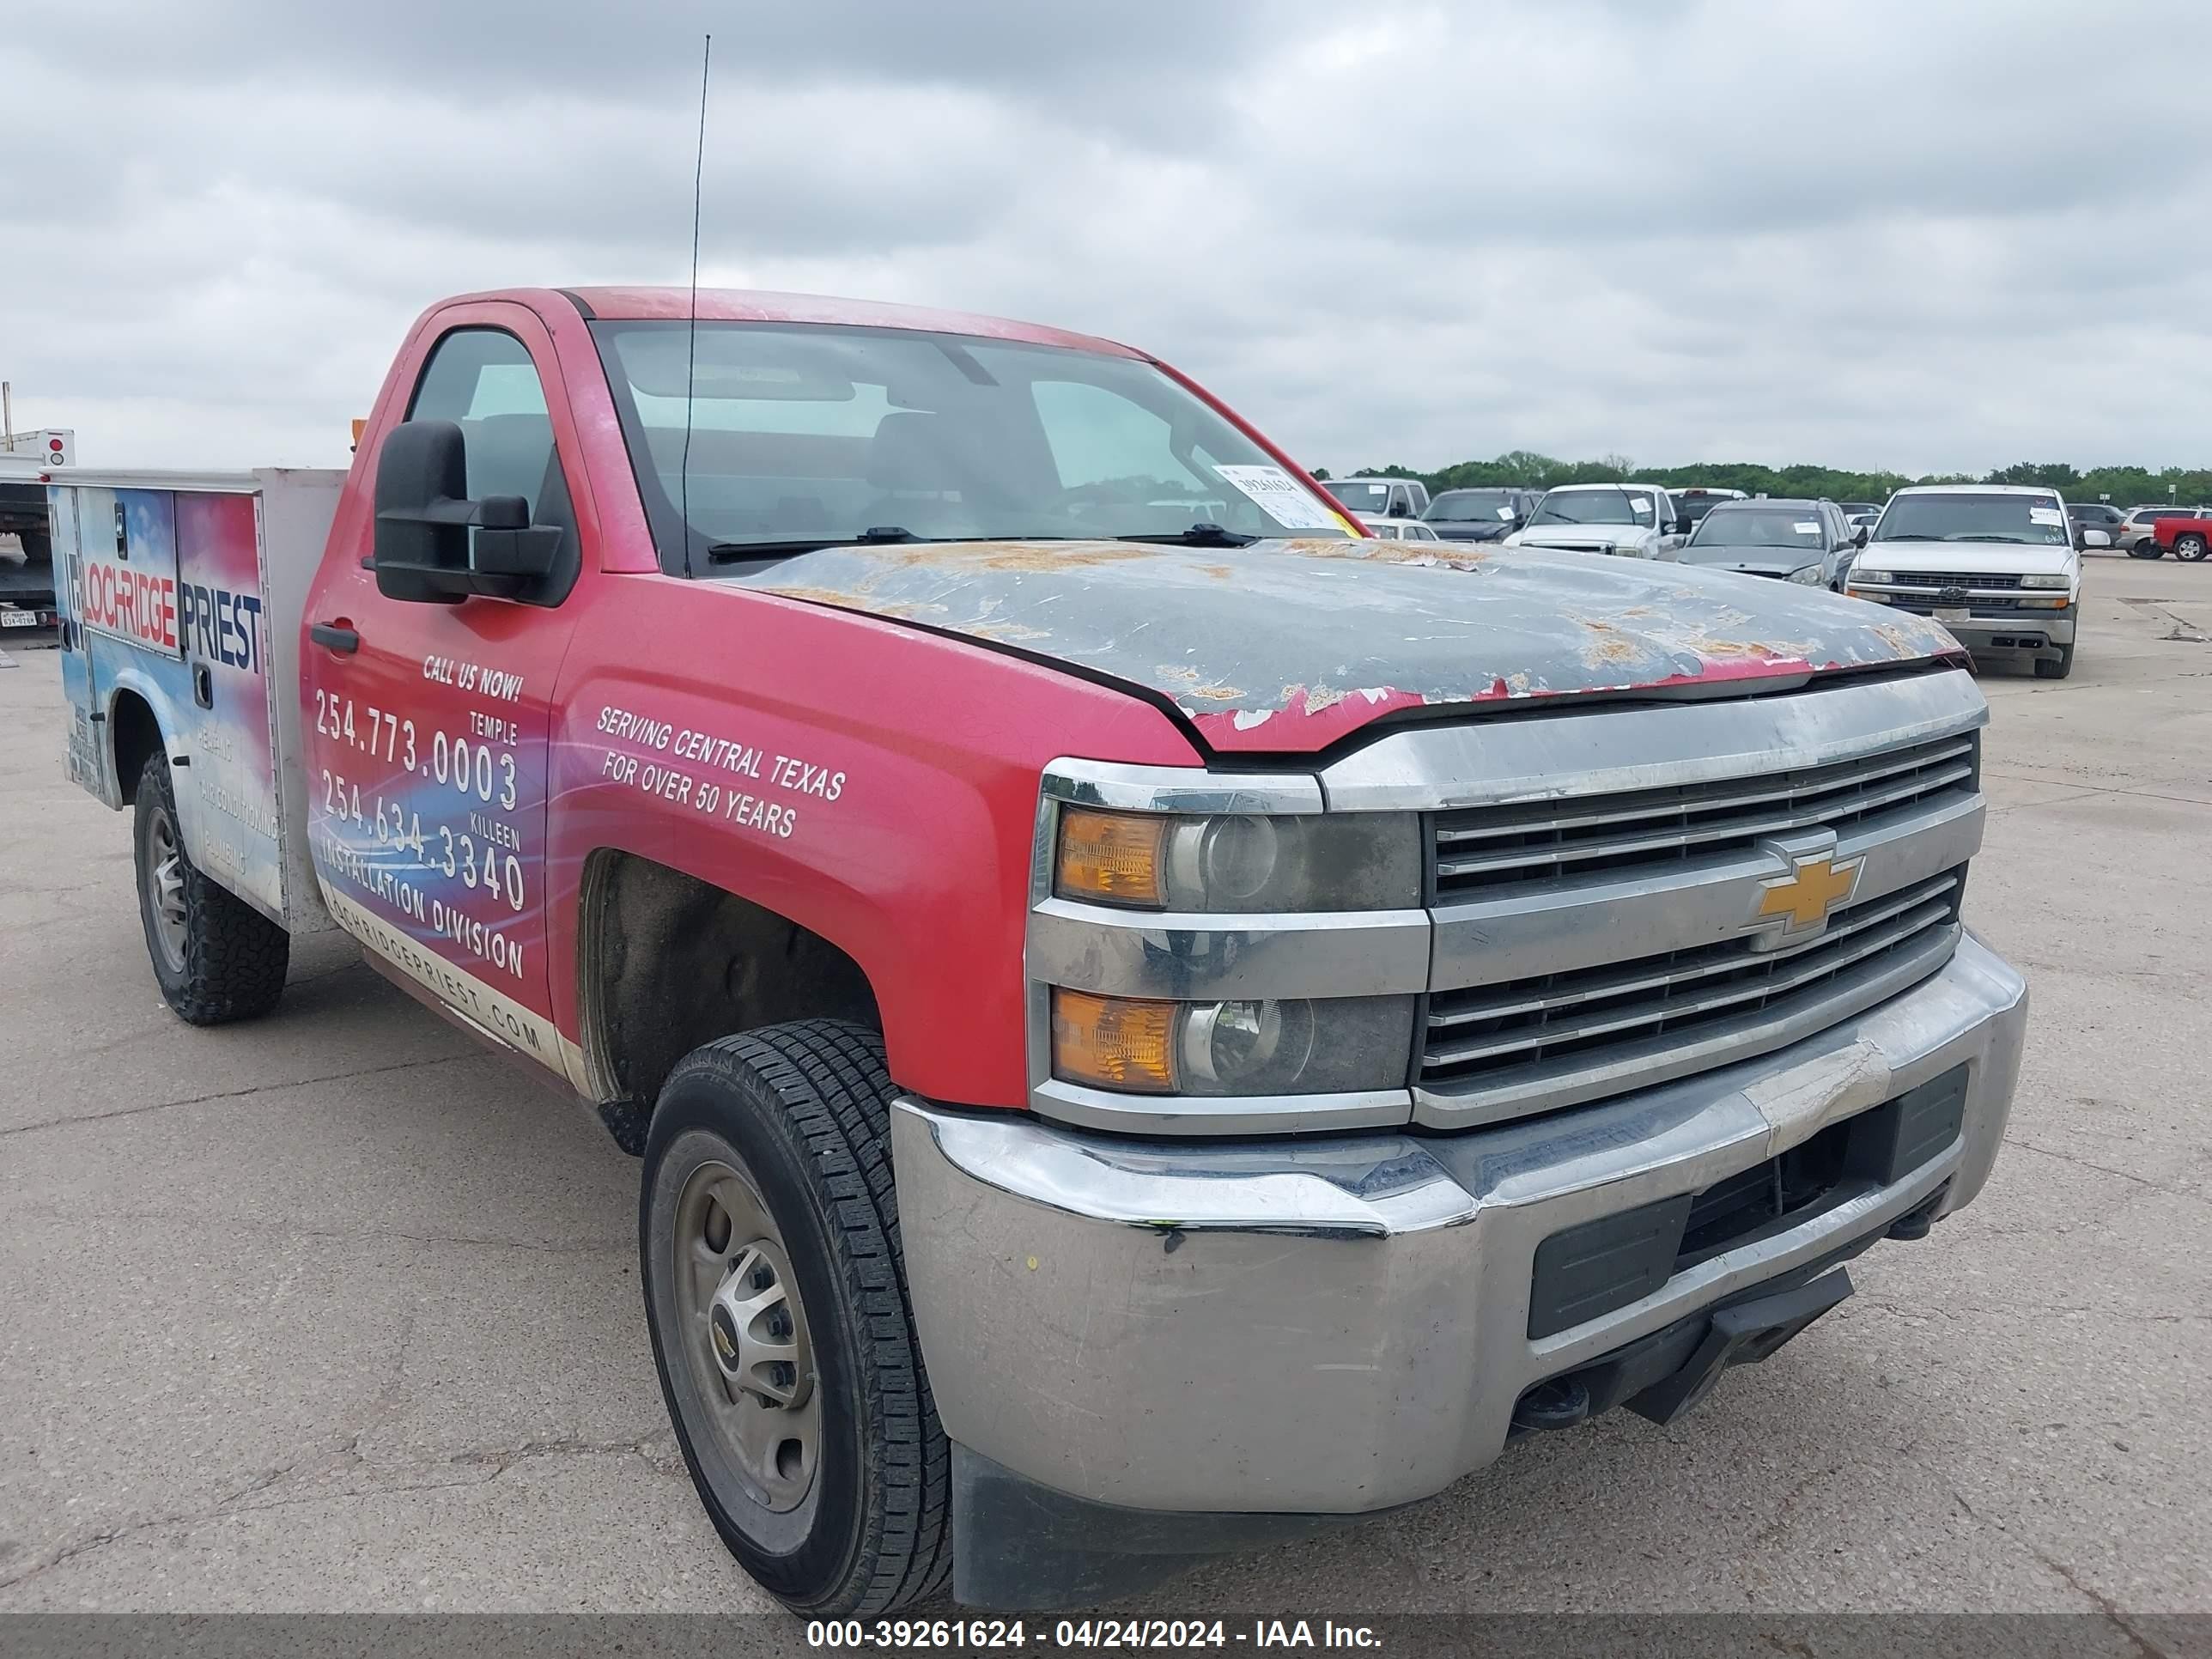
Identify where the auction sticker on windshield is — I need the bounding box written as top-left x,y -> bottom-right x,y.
1215,465 -> 1343,531
2029,507 -> 2065,526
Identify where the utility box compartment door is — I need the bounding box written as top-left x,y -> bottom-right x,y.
51,487 -> 106,799
78,488 -> 184,659
174,490 -> 286,923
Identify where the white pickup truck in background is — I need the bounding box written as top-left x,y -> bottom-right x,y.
2,428 -> 73,630
1505,481 -> 1687,559
1844,483 -> 2096,681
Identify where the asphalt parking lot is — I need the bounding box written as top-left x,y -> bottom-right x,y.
0,557 -> 2207,1620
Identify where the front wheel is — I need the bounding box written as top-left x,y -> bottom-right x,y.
133,751 -> 289,1023
2035,643 -> 2075,680
2127,541 -> 2166,559
16,527 -> 49,565
2175,533 -> 2209,562
641,1021 -> 951,1615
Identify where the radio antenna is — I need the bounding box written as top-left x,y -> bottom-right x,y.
681,33 -> 712,566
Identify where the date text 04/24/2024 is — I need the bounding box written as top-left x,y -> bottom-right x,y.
805,1620 -> 1382,1650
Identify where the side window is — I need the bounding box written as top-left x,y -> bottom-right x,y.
407,330 -> 560,521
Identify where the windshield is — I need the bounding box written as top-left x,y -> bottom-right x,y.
590,320 -> 1352,565
1528,487 -> 1652,528
1686,507 -> 1825,554
1427,489 -> 1518,521
1326,482 -> 1392,512
1873,492 -> 2070,546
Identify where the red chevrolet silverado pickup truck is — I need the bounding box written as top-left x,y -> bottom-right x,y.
2150,510 -> 2212,560
49,287 -> 2027,1613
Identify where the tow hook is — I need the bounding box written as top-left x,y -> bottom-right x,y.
1885,1183 -> 1950,1243
1511,1376 -> 1592,1434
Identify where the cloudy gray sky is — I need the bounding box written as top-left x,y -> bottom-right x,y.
5,0 -> 2208,477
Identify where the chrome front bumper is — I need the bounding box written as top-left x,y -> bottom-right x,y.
893,931 -> 2027,1516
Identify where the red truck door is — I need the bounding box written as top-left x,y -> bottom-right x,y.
301,311 -> 587,1077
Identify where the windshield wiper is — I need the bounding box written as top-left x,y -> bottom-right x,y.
1950,533 -> 2033,544
1880,532 -> 1943,541
1115,522 -> 1258,548
706,526 -> 922,562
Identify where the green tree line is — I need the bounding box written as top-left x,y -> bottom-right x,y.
1323,454 -> 2212,507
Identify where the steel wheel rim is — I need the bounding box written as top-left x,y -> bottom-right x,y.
672,1156 -> 821,1514
144,804 -> 188,974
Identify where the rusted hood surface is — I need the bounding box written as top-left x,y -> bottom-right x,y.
734,538 -> 1958,755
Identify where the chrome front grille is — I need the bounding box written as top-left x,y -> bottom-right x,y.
1881,571 -> 2025,590
1420,870 -> 1963,1091
1431,731 -> 1978,898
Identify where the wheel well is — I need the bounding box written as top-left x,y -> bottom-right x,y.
109,691 -> 163,805
578,850 -> 881,1115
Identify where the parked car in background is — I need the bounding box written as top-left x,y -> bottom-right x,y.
2148,507 -> 2212,561
1358,516 -> 1443,541
1846,509 -> 1881,538
1839,501 -> 1882,520
1505,482 -> 1684,558
2118,504 -> 2209,557
1423,486 -> 1533,544
1677,498 -> 1863,591
1671,486 -> 1747,530
2066,502 -> 2125,548
1847,484 -> 2092,678
1326,476 -> 1430,521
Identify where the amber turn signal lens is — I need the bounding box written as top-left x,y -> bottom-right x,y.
1051,989 -> 1178,1094
1055,807 -> 1167,907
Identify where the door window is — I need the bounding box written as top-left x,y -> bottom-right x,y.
408,330 -> 562,520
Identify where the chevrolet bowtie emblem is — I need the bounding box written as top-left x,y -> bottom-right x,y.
1756,852 -> 1863,933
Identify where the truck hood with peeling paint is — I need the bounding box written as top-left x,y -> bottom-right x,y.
729,538 -> 1960,755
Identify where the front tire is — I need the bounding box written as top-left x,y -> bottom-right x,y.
2035,643 -> 2076,680
641,1020 -> 951,1615
17,527 -> 49,565
2175,533 -> 2208,562
2127,541 -> 2165,558
133,751 -> 289,1023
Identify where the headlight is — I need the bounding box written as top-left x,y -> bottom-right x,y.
1051,988 -> 1415,1097
1853,569 -> 1893,585
1054,806 -> 1420,913
1788,564 -> 1825,585
2021,573 -> 2071,588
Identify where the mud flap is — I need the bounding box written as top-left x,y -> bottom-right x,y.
1625,1267 -> 1853,1426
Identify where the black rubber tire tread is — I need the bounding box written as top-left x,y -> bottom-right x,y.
2034,643 -> 2075,680
134,751 -> 289,1024
2128,543 -> 2166,558
648,1019 -> 952,1614
17,527 -> 49,565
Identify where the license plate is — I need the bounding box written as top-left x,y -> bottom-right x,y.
0,611 -> 38,628
1935,606 -> 1970,623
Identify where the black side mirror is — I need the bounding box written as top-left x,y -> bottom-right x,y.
1853,526 -> 1869,548
373,419 -> 561,603
1674,515 -> 1693,538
